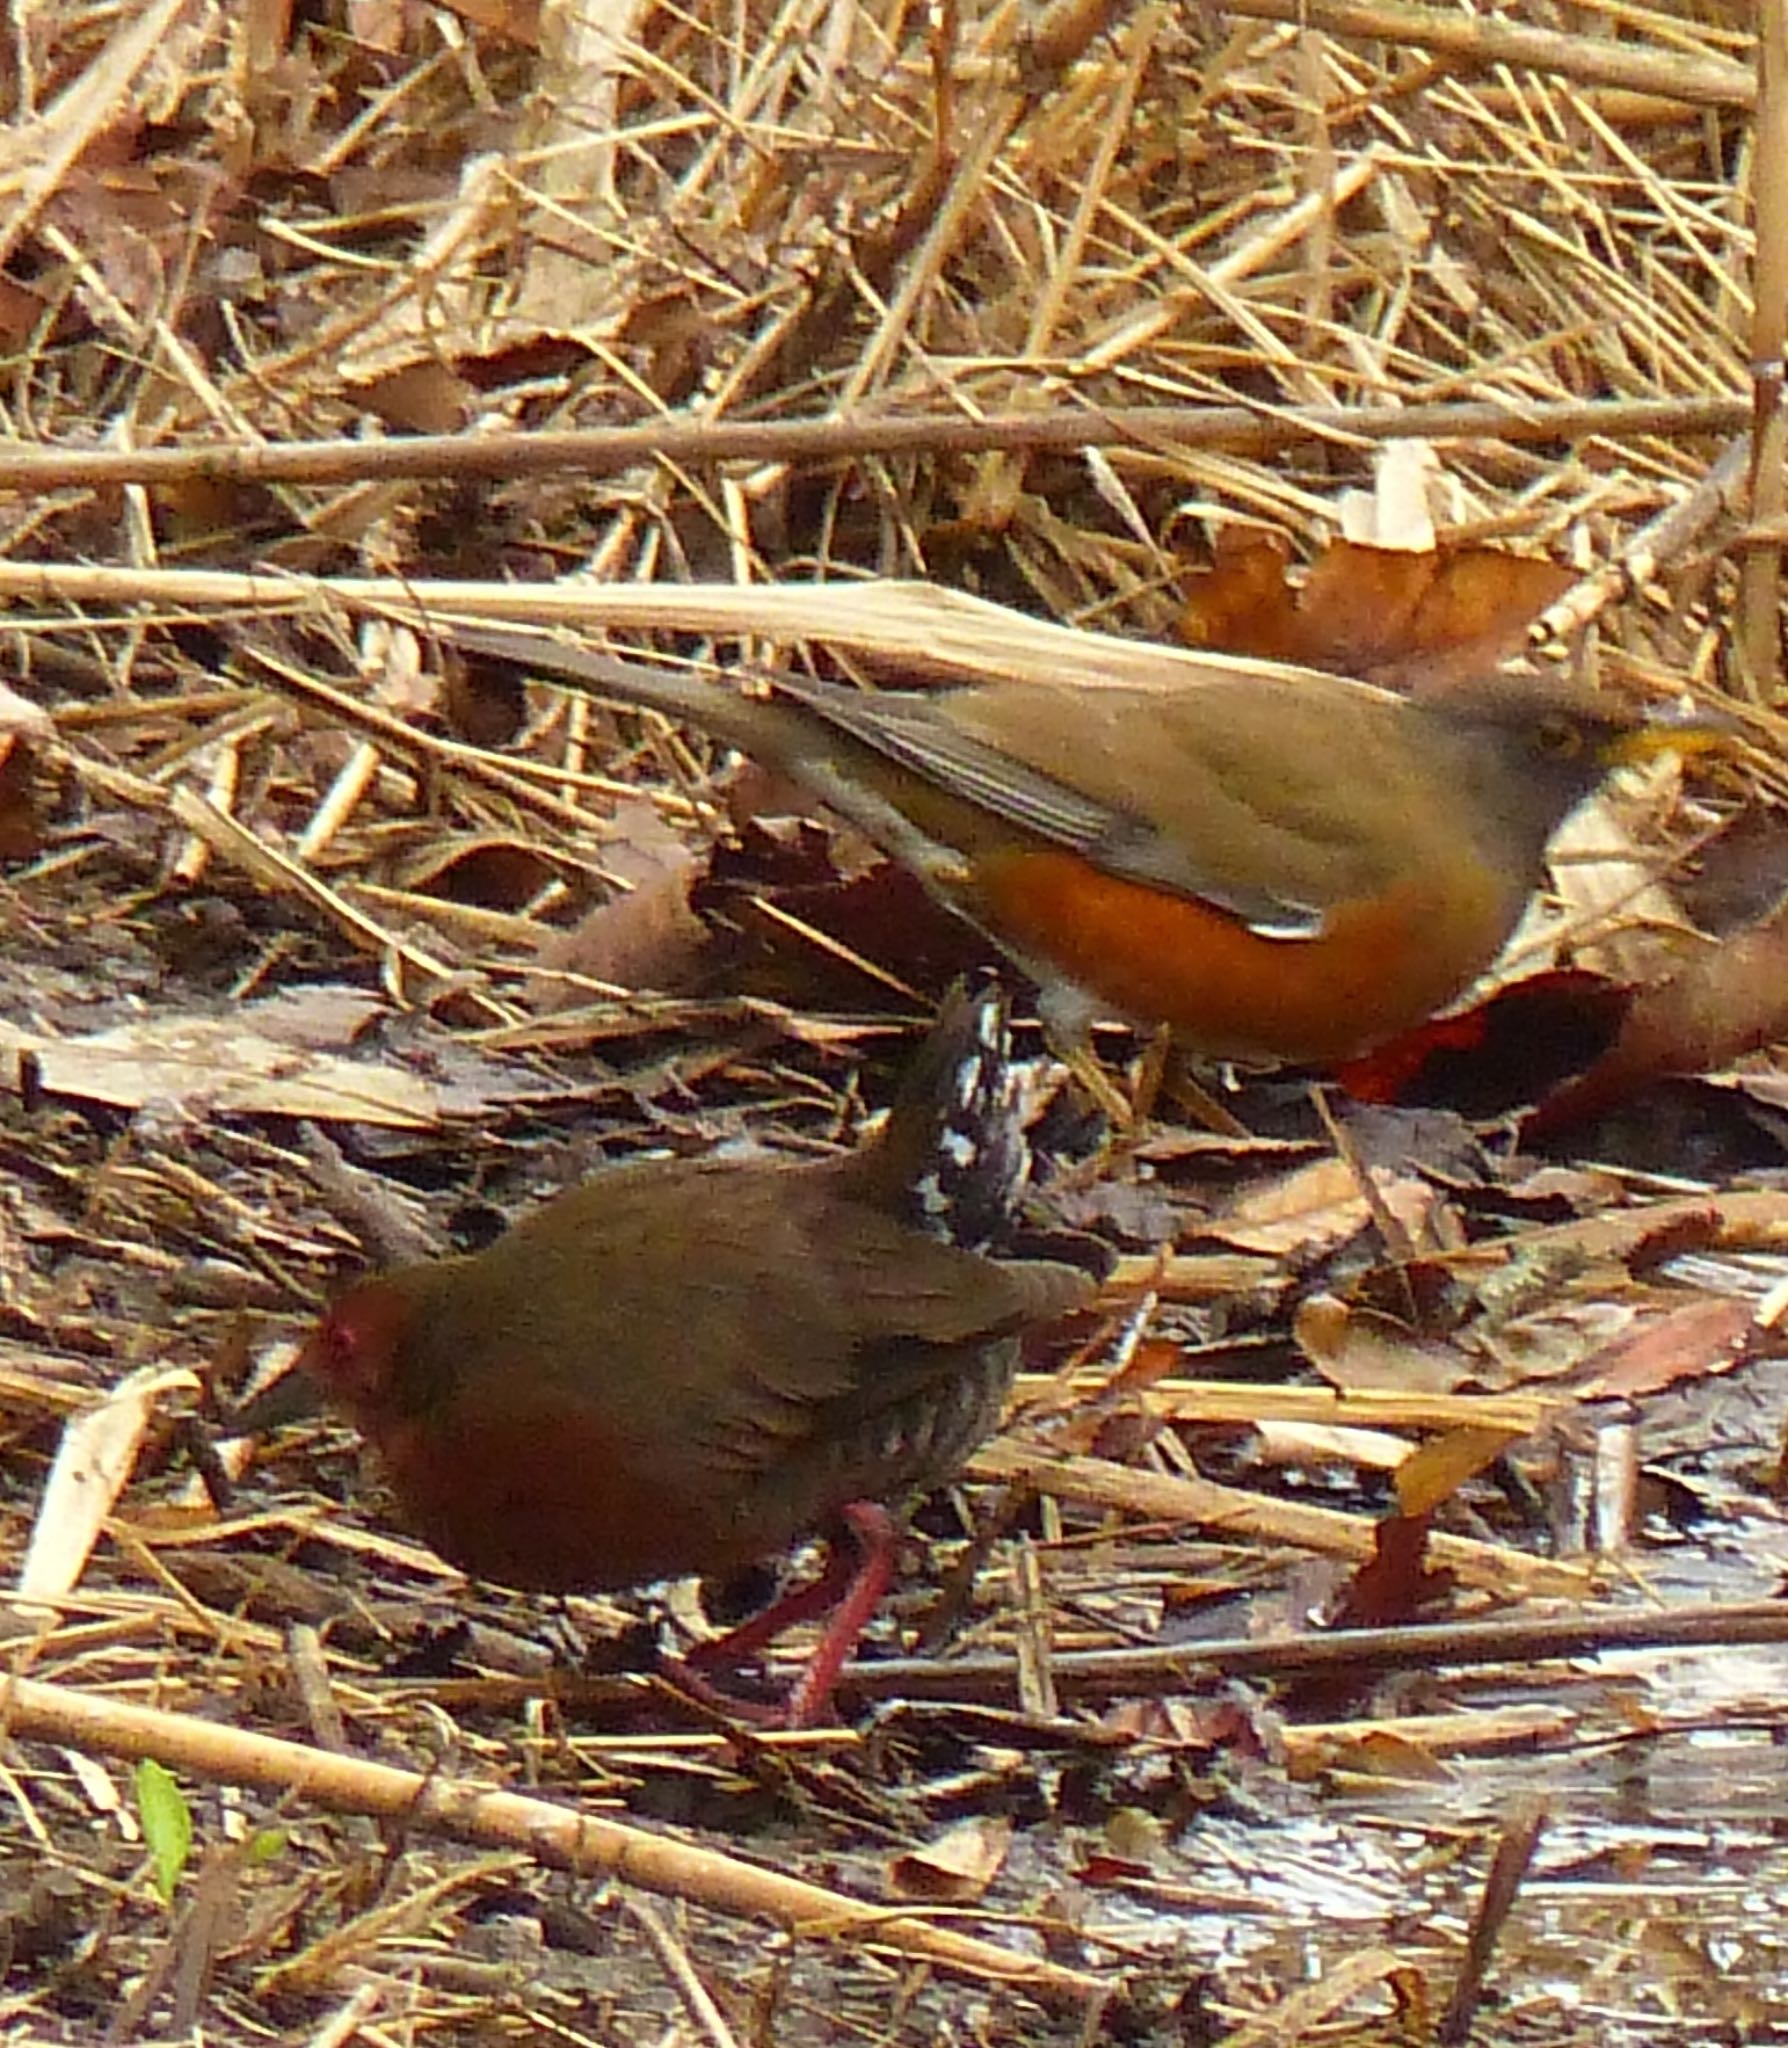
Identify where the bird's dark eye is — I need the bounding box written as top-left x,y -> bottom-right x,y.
1534,713 -> 1585,760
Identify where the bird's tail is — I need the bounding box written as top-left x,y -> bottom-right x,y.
444,624 -> 803,765
854,977 -> 1030,1255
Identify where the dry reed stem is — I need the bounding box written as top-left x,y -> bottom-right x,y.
0,1675 -> 1110,2008
969,1442 -> 1592,1596
0,396 -> 1746,493
1221,0 -> 1754,107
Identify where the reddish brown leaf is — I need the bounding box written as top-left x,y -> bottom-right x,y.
437,0 -> 542,42
1298,542 -> 1574,690
1335,969 -> 1630,1113
0,738 -> 45,861
1576,1297 -> 1755,1401
1526,899 -> 1788,1143
1178,529 -> 1303,661
1329,1510 -> 1457,1629
1623,1207 -> 1724,1276
0,271 -> 52,352
1182,536 -> 1573,686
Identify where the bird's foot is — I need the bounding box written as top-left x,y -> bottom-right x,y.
666,1503 -> 897,1730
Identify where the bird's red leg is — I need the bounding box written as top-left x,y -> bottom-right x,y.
673,1502 -> 897,1728
780,1502 -> 896,1729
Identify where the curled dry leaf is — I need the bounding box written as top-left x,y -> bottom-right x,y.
886,1816 -> 1014,1904
16,1365 -> 199,1607
1294,1295 -> 1474,1397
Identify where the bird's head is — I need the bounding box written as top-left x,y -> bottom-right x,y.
295,1275 -> 418,1417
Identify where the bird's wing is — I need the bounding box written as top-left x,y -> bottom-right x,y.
691,1217 -> 1090,1482
784,681 -> 1329,936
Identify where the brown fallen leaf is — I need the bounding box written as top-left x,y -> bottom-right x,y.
1182,533 -> 1574,688
1294,1294 -> 1474,1397
1212,1156 -> 1439,1259
1525,897 -> 1788,1143
528,796 -> 708,1002
1395,1425 -> 1524,1518
0,736 -> 45,860
1573,1296 -> 1756,1401
1328,1510 -> 1458,1629
1177,528 -> 1303,662
887,1817 -> 1014,1904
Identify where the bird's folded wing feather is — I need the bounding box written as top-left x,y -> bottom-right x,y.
788,682 -> 1328,935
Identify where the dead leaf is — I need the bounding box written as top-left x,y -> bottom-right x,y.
1294,1294 -> 1473,1397
1182,535 -> 1573,687
1527,898 -> 1788,1143
1335,969 -> 1630,1115
0,737 -> 45,860
887,1816 -> 1013,1903
348,360 -> 474,435
1395,1425 -> 1523,1516
438,0 -> 542,42
1574,1297 -> 1755,1400
0,270 -> 51,352
1214,1156 -> 1437,1258
1178,528 -> 1302,661
347,0 -> 405,53
1328,1511 -> 1457,1628
1216,1947 -> 1429,2048
0,1013 -> 445,1127
15,1365 -> 198,1608
529,797 -> 707,1001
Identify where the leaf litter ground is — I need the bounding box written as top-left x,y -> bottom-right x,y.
3,2 -> 1788,2042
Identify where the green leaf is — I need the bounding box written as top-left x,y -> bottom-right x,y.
134,1759 -> 192,1904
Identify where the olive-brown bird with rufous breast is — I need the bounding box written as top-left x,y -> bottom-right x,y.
445,624 -> 1713,1074
273,982 -> 1097,1726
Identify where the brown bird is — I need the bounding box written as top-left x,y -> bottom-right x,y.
280,982 -> 1096,1726
445,624 -> 1711,1073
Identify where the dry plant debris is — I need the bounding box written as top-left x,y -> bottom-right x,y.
3,0 -> 1788,2042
